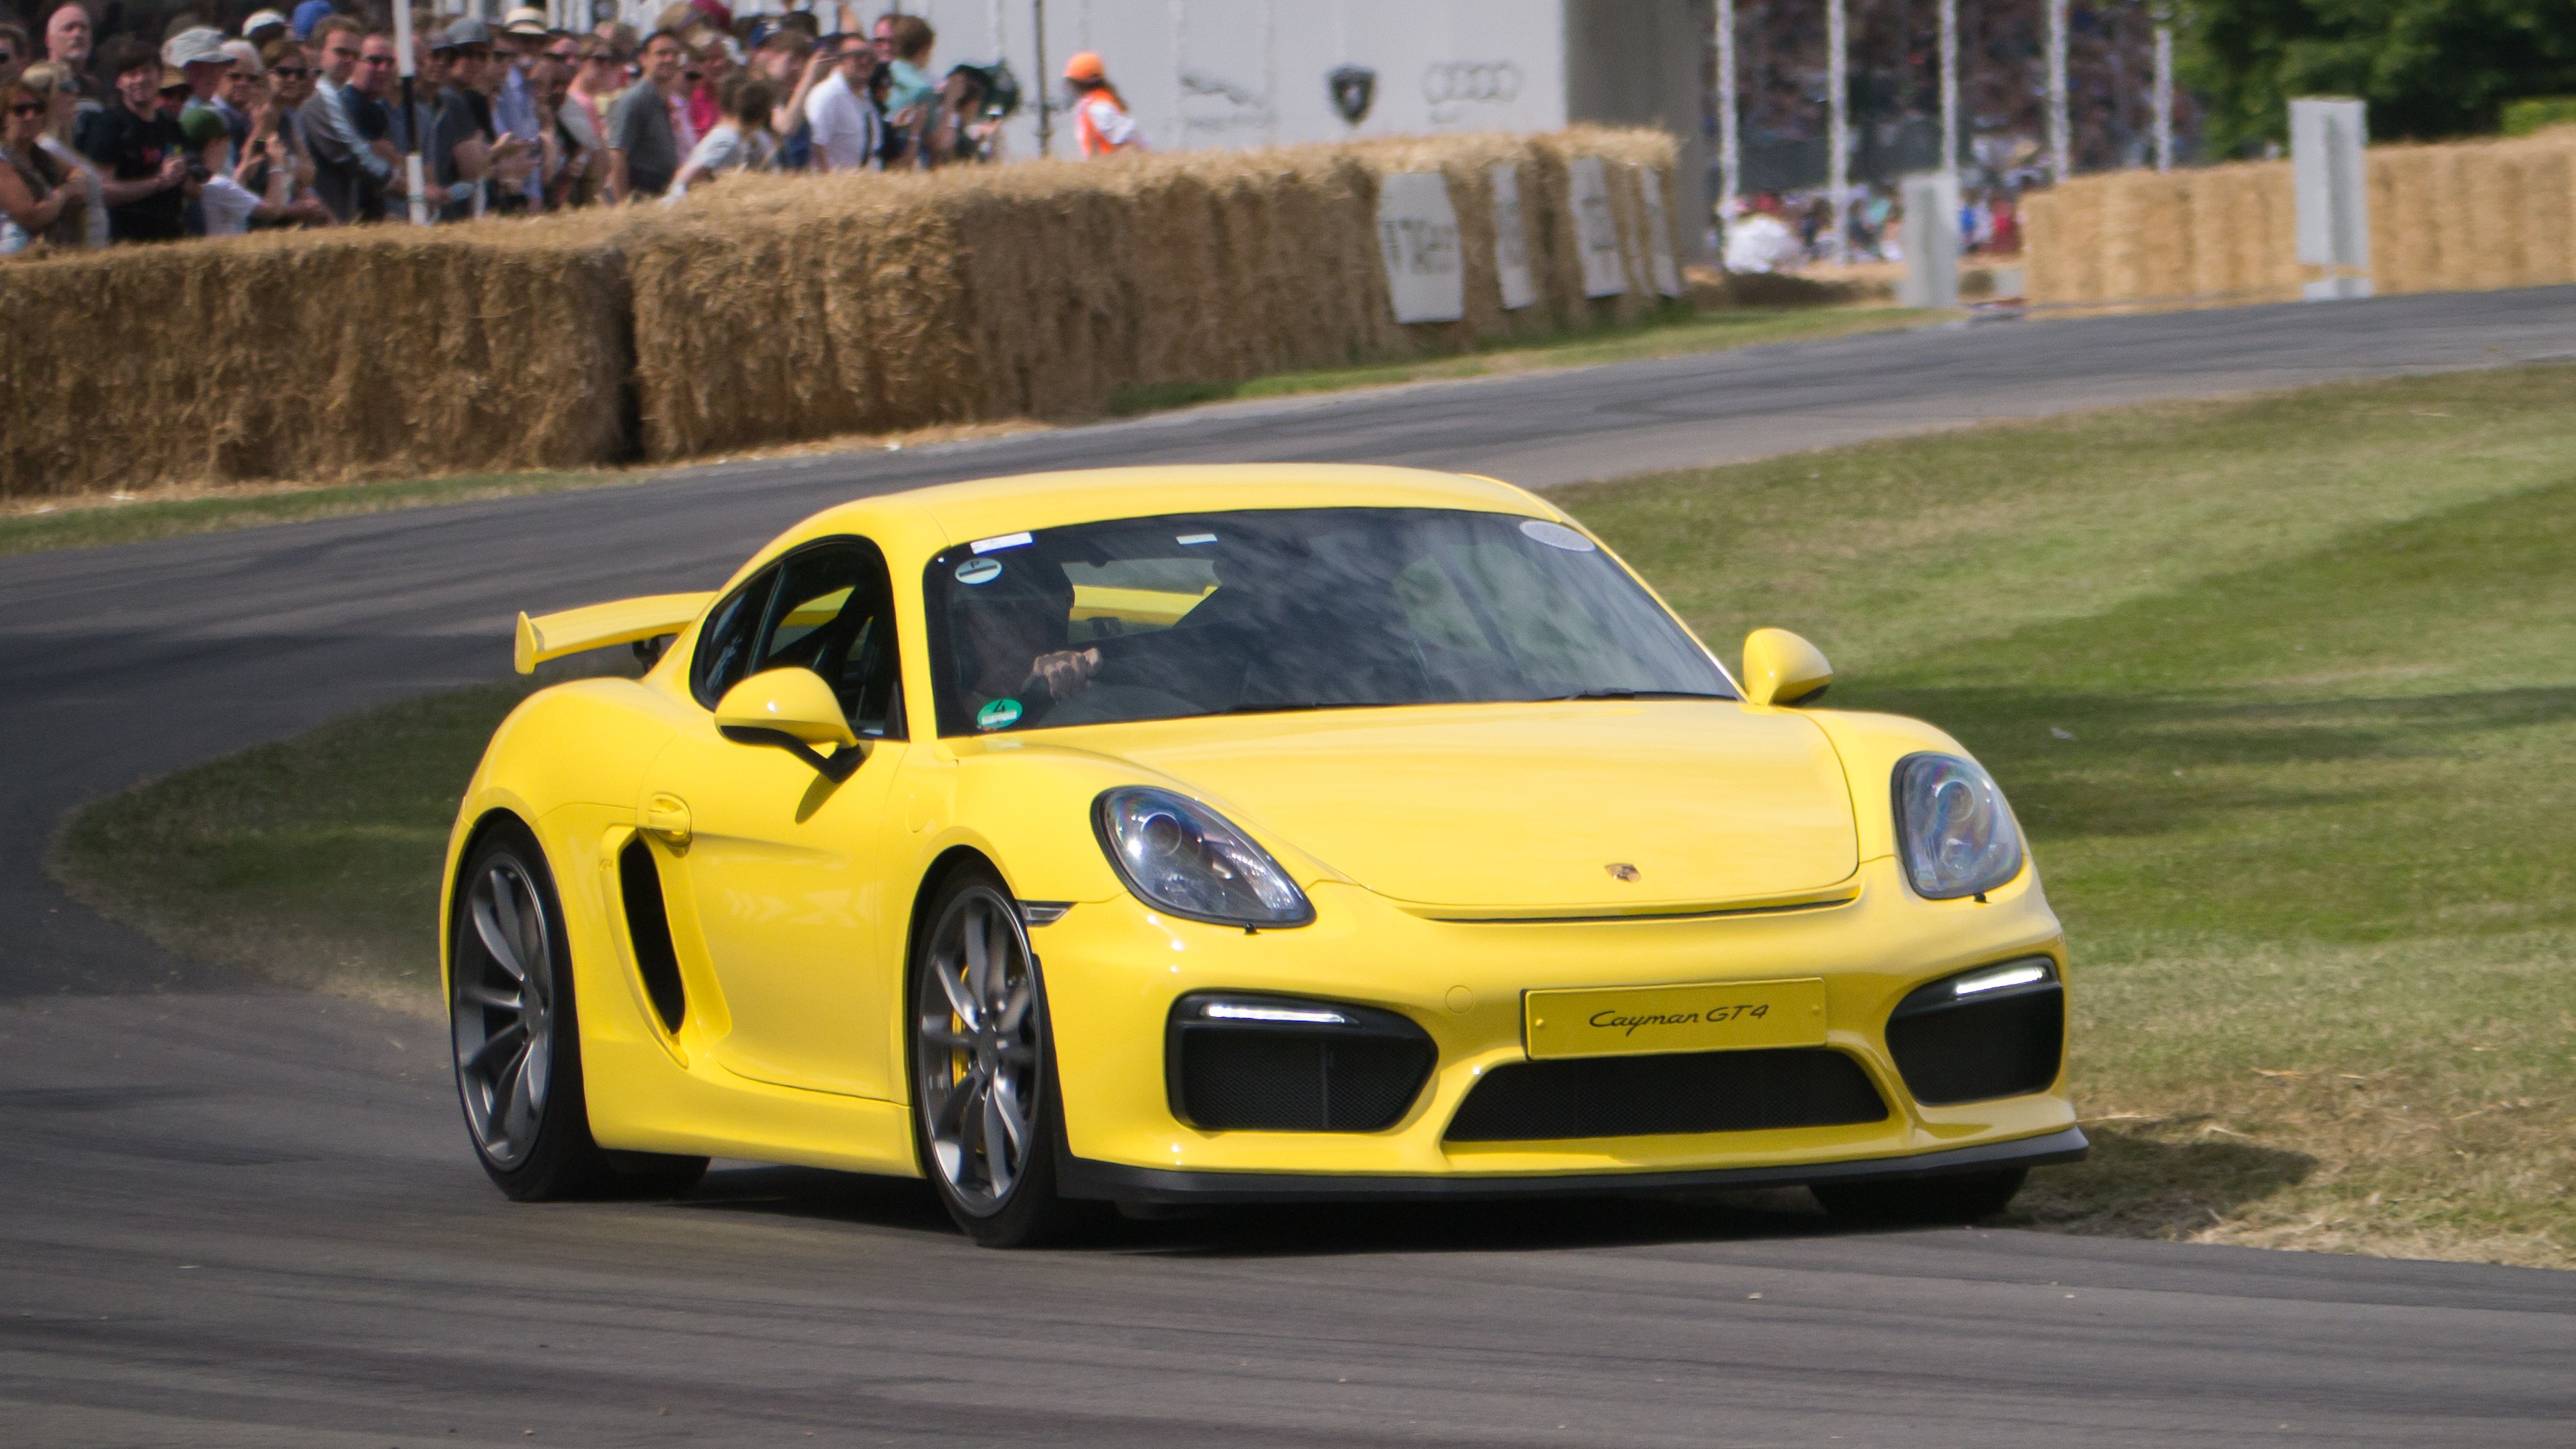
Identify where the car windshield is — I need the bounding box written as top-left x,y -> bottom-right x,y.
923,507 -> 1735,736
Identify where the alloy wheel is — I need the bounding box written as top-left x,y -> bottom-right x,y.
915,885 -> 1041,1215
452,855 -> 555,1171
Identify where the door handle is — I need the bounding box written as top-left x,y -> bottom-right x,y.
642,793 -> 692,846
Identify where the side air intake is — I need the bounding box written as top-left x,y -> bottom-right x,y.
618,838 -> 687,1033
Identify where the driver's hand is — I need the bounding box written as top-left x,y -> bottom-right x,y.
1028,647 -> 1101,699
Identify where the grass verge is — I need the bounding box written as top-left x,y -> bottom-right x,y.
3,303 -> 1929,558
52,365 -> 2576,1266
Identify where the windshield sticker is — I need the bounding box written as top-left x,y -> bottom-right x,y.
970,532 -> 1034,555
1175,532 -> 1218,545
975,698 -> 1024,731
955,558 -> 1003,585
1520,520 -> 1597,552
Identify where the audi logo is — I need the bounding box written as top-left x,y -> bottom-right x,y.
1421,62 -> 1522,105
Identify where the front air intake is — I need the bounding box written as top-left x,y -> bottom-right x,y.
1168,994 -> 1434,1132
1444,1047 -> 1887,1142
1884,959 -> 2064,1105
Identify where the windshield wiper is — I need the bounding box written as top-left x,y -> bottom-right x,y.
1214,700 -> 1411,715
1541,689 -> 1735,702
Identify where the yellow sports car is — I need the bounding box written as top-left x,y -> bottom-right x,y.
444,464 -> 2081,1245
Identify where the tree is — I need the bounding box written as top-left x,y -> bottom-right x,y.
2183,0 -> 2576,152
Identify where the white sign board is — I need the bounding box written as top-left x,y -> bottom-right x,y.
2291,97 -> 2372,300
1490,163 -> 1537,310
1897,172 -> 1961,308
1568,156 -> 1627,297
1376,172 -> 1466,323
1638,168 -> 1682,297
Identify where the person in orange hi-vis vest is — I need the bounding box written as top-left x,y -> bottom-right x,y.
1063,51 -> 1144,156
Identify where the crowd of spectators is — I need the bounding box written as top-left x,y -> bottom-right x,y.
0,0 -> 1035,253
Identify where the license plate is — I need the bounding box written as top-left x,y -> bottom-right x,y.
1525,979 -> 1829,1060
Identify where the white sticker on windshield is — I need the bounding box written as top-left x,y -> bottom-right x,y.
970,532 -> 1034,555
1175,532 -> 1218,545
955,558 -> 1003,585
1520,519 -> 1596,552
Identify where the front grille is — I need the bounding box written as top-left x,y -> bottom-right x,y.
1886,982 -> 2064,1105
1444,1048 -> 1887,1142
1169,995 -> 1435,1132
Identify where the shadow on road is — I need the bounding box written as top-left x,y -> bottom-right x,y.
668,1163 -> 1887,1256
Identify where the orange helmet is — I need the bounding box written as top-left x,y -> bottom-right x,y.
1063,50 -> 1105,83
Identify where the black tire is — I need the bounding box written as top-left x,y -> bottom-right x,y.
450,819 -> 707,1202
907,864 -> 1101,1248
1812,1167 -> 2027,1224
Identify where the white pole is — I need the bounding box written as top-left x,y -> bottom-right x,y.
1938,0 -> 1957,178
2047,0 -> 2070,183
1716,0 -> 1737,220
391,0 -> 429,225
2153,22 -> 2174,172
1827,0 -> 1847,264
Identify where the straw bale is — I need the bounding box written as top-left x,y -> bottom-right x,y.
2461,146 -> 2521,290
0,219 -> 627,498
12,126 -> 1693,497
2104,171 -> 2191,302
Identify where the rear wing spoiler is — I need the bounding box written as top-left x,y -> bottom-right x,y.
514,593 -> 713,674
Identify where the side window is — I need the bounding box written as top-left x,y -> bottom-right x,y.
705,540 -> 905,739
692,568 -> 778,707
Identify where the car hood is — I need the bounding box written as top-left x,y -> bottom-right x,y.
1105,702 -> 1859,914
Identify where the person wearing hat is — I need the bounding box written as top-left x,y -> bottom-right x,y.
74,34 -> 189,239
426,16 -> 497,219
490,5 -> 549,206
291,0 -> 338,44
243,9 -> 291,46
1062,51 -> 1139,158
165,26 -> 232,137
179,100 -> 296,235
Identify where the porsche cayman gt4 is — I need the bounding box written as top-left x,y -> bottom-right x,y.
443,464 -> 2083,1245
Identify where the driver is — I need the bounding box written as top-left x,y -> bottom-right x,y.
953,558 -> 1100,719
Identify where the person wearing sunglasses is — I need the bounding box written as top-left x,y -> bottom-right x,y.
298,16 -> 393,221
14,62 -> 105,246
0,75 -> 85,252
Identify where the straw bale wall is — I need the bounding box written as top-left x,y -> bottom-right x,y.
626,127 -> 1683,462
1,128 -> 1683,495
2025,131 -> 2576,310
0,221 -> 629,498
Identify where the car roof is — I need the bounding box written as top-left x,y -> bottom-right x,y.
789,464 -> 1555,558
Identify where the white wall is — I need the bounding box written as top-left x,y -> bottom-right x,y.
857,0 -> 1570,161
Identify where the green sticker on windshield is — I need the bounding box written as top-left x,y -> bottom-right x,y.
975,698 -> 1024,731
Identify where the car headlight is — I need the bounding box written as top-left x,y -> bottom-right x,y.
1893,753 -> 2026,899
1094,788 -> 1315,928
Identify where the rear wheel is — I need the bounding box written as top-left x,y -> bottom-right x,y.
908,866 -> 1095,1247
1812,1167 -> 2027,1224
450,821 -> 706,1201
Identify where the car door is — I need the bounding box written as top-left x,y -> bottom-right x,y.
639,537 -> 912,1099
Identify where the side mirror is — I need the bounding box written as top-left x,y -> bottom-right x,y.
1742,628 -> 1832,707
715,667 -> 867,780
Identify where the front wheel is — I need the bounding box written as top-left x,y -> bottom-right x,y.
908,866 -> 1094,1247
450,821 -> 705,1201
1812,1167 -> 2027,1224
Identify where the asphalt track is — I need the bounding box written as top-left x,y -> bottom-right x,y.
4,287 -> 2573,1445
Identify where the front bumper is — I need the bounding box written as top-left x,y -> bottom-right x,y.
1060,1124 -> 2089,1204
1033,855 -> 2079,1194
